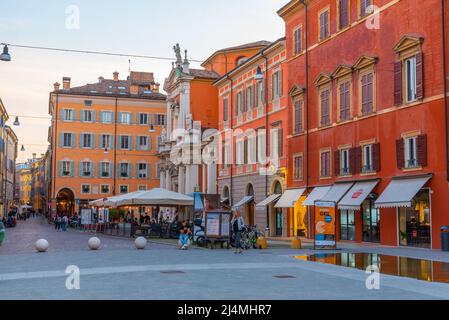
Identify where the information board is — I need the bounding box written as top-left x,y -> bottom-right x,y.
314,203 -> 337,249
206,213 -> 220,237
81,209 -> 92,225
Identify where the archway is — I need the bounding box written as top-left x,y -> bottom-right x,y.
56,188 -> 75,216
244,184 -> 255,227
272,181 -> 283,236
221,186 -> 230,208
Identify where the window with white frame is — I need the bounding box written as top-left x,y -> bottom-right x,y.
246,86 -> 253,110
82,110 -> 94,122
138,113 -> 149,125
362,144 -> 374,172
120,163 -> 130,178
62,161 -> 72,176
63,133 -> 73,147
138,163 -> 148,178
404,136 -> 418,168
119,185 -> 128,194
81,184 -> 91,194
100,185 -> 110,194
120,136 -> 130,150
271,71 -> 282,100
62,109 -> 74,121
405,56 -> 417,103
81,161 -> 92,177
101,111 -> 113,124
100,162 -> 111,177
320,150 -> 331,178
236,91 -> 244,115
293,155 -> 303,180
154,114 -> 166,126
101,135 -> 112,149
340,149 -> 350,175
138,136 -> 150,150
120,112 -> 131,124
82,133 -> 92,148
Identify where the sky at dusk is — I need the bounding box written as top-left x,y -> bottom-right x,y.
0,0 -> 287,162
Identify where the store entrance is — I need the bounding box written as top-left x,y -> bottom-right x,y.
399,190 -> 431,248
362,197 -> 380,243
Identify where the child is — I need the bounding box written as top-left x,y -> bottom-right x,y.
178,227 -> 191,250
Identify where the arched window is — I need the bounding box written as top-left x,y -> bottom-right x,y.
236,56 -> 249,66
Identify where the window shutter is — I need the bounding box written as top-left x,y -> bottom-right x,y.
415,53 -> 424,100
92,111 -> 96,122
107,163 -> 112,177
252,84 -> 257,109
339,0 -> 349,28
320,14 -> 324,40
110,136 -> 114,150
279,70 -> 283,98
136,137 -> 141,151
372,143 -> 381,172
147,164 -> 151,179
278,127 -> 283,158
90,161 -> 95,177
70,161 -> 75,177
59,133 -> 64,147
80,111 -> 85,122
271,74 -> 274,101
396,139 -> 405,169
79,162 -> 83,177
417,134 -> 428,167
91,134 -> 96,149
148,137 -> 152,150
394,61 -> 403,106
128,163 -> 133,178
98,163 -> 102,177
58,161 -> 63,176
118,112 -> 123,124
243,88 -> 247,112
128,136 -> 133,150
117,136 -> 122,150
334,150 -> 340,176
79,134 -> 84,148
349,148 -> 356,174
261,82 -> 265,104
71,133 -> 75,147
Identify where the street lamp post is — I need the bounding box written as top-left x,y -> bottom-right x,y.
0,44 -> 11,62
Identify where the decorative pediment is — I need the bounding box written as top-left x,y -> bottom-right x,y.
353,55 -> 378,70
393,35 -> 424,53
331,65 -> 353,79
314,73 -> 332,86
289,85 -> 306,97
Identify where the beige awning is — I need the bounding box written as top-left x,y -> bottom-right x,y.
256,194 -> 281,209
338,180 -> 379,211
303,186 -> 332,206
233,196 -> 254,209
375,174 -> 432,208
275,189 -> 306,208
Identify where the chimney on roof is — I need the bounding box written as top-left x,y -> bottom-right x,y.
62,77 -> 71,90
154,83 -> 160,93
53,82 -> 60,91
113,71 -> 119,81
98,76 -> 104,83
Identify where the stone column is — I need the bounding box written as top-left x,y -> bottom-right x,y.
178,166 -> 185,194
207,163 -> 217,195
166,102 -> 172,141
160,171 -> 166,189
165,171 -> 171,191
202,164 -> 207,194
191,165 -> 199,193
185,165 -> 192,195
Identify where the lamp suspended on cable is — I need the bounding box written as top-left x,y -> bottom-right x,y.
149,124 -> 155,133
13,116 -> 20,126
20,145 -> 25,152
0,45 -> 11,62
254,66 -> 264,81
104,148 -> 109,155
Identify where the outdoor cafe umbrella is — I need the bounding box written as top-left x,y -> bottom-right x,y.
115,188 -> 194,207
89,191 -> 145,208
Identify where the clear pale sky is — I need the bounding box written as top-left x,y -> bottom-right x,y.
0,0 -> 287,162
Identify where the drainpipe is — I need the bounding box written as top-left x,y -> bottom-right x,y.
51,94 -> 59,204
113,97 -> 118,196
226,75 -> 234,206
442,0 -> 449,182
261,51 -> 270,230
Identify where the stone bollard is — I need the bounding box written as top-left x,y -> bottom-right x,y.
256,237 -> 268,250
134,237 -> 147,250
35,239 -> 49,252
291,238 -> 302,249
88,237 -> 101,250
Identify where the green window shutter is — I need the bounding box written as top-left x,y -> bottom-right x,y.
118,112 -> 123,124
110,135 -> 114,150
118,136 -> 122,150
79,162 -> 83,177
109,162 -> 113,177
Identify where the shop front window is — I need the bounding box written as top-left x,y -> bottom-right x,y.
362,197 -> 380,243
340,210 -> 356,241
399,190 -> 431,248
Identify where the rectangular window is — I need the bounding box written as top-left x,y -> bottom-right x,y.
340,149 -> 350,175
81,184 -> 91,194
338,0 -> 349,29
257,82 -> 264,107
236,91 -> 243,114
120,163 -> 129,178
320,89 -> 330,126
101,111 -> 113,124
246,86 -> 253,109
362,144 -> 374,172
100,162 -> 111,177
63,133 -> 73,147
294,155 -> 303,180
294,28 -> 302,55
320,151 -> 331,177
139,113 -> 149,125
339,81 -> 351,121
100,185 -> 110,194
361,73 -> 374,115
119,185 -> 128,194
101,135 -> 111,149
82,110 -> 94,122
82,161 -> 92,177
340,210 -> 356,241
62,161 -> 72,176
154,114 -> 166,126
84,100 -> 93,107
223,98 -> 229,122
138,136 -> 149,150
62,109 -> 74,121
405,56 -> 417,103
156,164 -> 161,179
360,0 -> 372,17
138,163 -> 148,178
319,10 -> 330,40
120,112 -> 131,124
404,136 -> 418,168
82,134 -> 92,148
120,136 -> 130,150
271,71 -> 282,100
138,185 -> 147,191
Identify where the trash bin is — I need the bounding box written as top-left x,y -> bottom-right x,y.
441,226 -> 449,252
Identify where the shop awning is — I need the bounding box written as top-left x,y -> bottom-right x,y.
256,194 -> 281,209
316,182 -> 354,207
220,197 -> 229,204
232,196 -> 254,208
302,186 -> 332,206
375,174 -> 432,208
338,180 -> 380,211
275,189 -> 306,208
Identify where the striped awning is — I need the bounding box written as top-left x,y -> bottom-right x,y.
256,194 -> 281,209
233,196 -> 254,209
275,189 -> 306,208
303,186 -> 332,206
375,174 -> 432,208
338,180 -> 379,211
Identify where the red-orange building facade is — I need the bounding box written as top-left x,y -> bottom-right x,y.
278,0 -> 449,249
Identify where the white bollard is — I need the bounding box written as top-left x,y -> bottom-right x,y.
88,237 -> 101,250
35,239 -> 49,253
134,237 -> 147,250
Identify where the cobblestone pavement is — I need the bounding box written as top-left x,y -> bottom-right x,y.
0,216 -> 176,255
1,218 -> 449,300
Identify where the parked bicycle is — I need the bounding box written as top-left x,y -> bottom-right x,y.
231,225 -> 260,250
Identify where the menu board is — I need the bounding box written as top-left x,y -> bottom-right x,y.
314,205 -> 337,249
206,213 -> 220,237
81,209 -> 92,225
221,214 -> 230,237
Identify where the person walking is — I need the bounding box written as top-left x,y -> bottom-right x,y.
62,215 -> 68,232
231,210 -> 245,254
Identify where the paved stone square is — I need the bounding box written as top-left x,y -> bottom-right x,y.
1,217 -> 449,300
